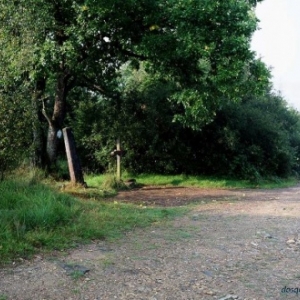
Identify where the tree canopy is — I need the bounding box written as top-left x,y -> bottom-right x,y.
1,0 -> 265,128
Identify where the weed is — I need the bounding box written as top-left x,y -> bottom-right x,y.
101,174 -> 128,191
101,257 -> 115,268
70,270 -> 85,280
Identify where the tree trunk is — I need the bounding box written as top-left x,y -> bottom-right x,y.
31,97 -> 43,168
46,122 -> 59,165
44,70 -> 69,166
31,79 -> 47,168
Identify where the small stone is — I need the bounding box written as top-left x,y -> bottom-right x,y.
137,286 -> 145,292
264,233 -> 273,239
286,239 -> 296,244
59,263 -> 90,276
205,290 -> 216,295
202,270 -> 213,277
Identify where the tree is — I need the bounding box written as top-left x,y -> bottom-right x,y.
0,0 -> 264,171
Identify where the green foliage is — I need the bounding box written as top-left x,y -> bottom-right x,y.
69,67 -> 185,174
1,0 -> 264,146
140,0 -> 269,128
0,179 -> 185,263
193,91 -> 300,179
0,89 -> 33,178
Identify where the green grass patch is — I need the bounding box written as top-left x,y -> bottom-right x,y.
91,173 -> 298,189
0,180 -> 186,264
85,174 -> 108,188
85,173 -> 130,191
14,167 -> 299,190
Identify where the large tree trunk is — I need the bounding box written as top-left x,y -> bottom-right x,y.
43,68 -> 84,185
43,70 -> 69,166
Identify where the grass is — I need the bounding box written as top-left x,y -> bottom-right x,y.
70,270 -> 86,280
136,174 -> 299,188
85,173 -> 299,189
0,179 -> 186,264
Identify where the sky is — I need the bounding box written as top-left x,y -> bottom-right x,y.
251,0 -> 300,111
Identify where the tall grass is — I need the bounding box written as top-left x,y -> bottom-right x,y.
0,180 -> 185,263
0,180 -> 80,261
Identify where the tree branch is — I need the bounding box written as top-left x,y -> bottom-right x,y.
41,97 -> 53,126
111,40 -> 149,61
80,75 -> 107,94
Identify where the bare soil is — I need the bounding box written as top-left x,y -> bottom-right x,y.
1,185 -> 300,299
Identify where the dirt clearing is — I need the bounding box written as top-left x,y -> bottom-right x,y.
1,185 -> 300,299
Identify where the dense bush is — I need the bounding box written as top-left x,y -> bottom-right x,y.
192,92 -> 300,179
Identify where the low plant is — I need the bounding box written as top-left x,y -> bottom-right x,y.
101,174 -> 128,191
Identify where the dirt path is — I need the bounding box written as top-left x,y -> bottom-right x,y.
1,185 -> 300,299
